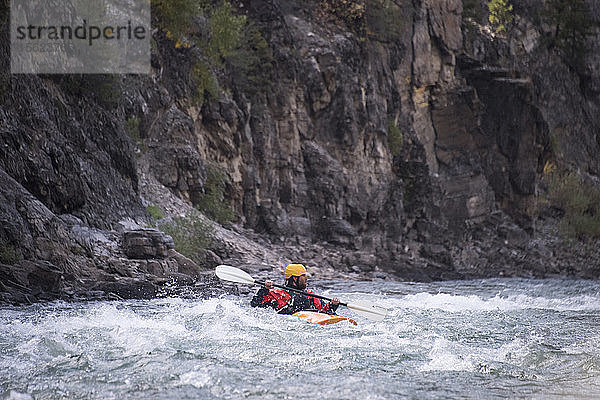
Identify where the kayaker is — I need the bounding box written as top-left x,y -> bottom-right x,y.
250,264 -> 340,314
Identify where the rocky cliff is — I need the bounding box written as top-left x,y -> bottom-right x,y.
1,0 -> 599,304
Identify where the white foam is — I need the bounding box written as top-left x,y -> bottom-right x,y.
397,292 -> 600,312
179,367 -> 212,388
420,337 -> 474,372
2,280 -> 599,399
419,336 -> 533,373
4,391 -> 34,400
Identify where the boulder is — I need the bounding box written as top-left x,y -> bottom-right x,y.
122,229 -> 175,259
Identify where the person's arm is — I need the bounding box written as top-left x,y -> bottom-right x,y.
275,298 -> 296,314
250,281 -> 277,308
250,287 -> 272,308
306,290 -> 340,314
322,298 -> 340,314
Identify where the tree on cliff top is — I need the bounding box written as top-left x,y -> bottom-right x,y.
152,0 -> 202,46
152,0 -> 273,103
488,0 -> 513,33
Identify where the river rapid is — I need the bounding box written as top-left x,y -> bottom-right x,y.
1,278 -> 599,399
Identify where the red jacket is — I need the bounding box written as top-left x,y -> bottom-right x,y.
251,287 -> 338,314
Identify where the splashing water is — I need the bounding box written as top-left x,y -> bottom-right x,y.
1,278 -> 599,399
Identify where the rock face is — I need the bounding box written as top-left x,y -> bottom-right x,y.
1,0 -> 599,303
0,167 -> 211,304
0,75 -> 146,229
123,230 -> 175,259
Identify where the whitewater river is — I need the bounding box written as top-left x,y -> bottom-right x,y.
1,278 -> 599,399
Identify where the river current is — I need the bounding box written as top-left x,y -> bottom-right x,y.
1,278 -> 599,399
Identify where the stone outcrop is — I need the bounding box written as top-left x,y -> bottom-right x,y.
123,229 -> 175,259
0,168 -> 211,304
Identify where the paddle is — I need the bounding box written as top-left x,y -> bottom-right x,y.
215,264 -> 388,321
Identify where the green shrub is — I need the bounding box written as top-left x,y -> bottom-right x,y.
547,172 -> 600,239
126,117 -> 140,139
559,214 -> 600,240
320,0 -> 366,35
152,0 -> 200,43
365,0 -> 403,42
463,0 -> 482,21
488,0 -> 513,33
126,116 -> 148,153
197,165 -> 235,224
152,0 -> 273,102
542,0 -> 595,68
158,210 -> 213,264
388,120 -> 403,157
0,242 -> 19,265
192,62 -> 219,104
204,1 -> 247,65
226,23 -> 274,97
318,0 -> 406,42
147,205 -> 165,221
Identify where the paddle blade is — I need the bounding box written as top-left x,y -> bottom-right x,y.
215,265 -> 256,285
346,301 -> 388,322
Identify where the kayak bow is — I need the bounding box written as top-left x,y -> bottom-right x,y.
293,311 -> 358,325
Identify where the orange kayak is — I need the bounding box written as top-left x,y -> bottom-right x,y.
292,311 -> 357,325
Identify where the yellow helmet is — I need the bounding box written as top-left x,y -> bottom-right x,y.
284,264 -> 306,279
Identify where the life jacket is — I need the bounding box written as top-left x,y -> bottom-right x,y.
262,289 -> 292,310
251,287 -> 336,314
291,289 -> 325,311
